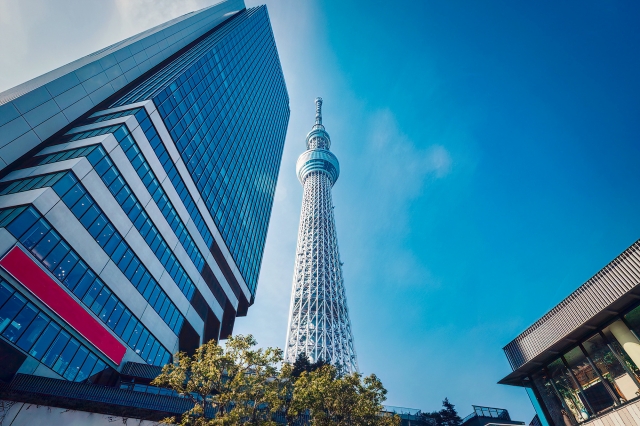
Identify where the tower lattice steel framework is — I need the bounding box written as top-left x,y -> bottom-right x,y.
284,98 -> 358,373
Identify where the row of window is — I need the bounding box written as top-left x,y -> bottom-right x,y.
44,126 -> 202,302
0,278 -> 110,381
193,66 -> 287,275
112,6 -> 256,105
119,380 -> 181,397
84,138 -> 200,297
88,125 -> 205,278
175,65 -> 286,290
34,145 -> 99,166
87,109 -> 213,272
50,171 -> 185,333
168,28 -> 284,269
0,171 -> 67,196
4,154 -> 190,333
153,11 -> 289,293
91,107 -> 235,307
0,206 -> 172,366
133,109 -> 214,256
66,125 -> 122,143
111,6 -> 288,294
133,109 -> 245,306
89,108 -> 215,255
34,134 -> 205,294
0,79 -> 282,296
92,108 -> 140,123
34,121 -> 227,313
531,306 -> 640,425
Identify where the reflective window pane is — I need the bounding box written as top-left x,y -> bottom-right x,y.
76,353 -> 98,382
3,302 -> 38,342
30,322 -> 61,360
548,358 -> 591,421
32,230 -> 60,260
43,240 -> 70,271
65,260 -> 88,291
6,208 -> 39,239
42,330 -> 71,367
55,251 -> 79,284
583,333 -> 638,402
531,371 -> 574,426
0,292 -> 27,333
0,281 -> 14,308
20,220 -> 51,250
602,325 -> 640,389
63,345 -> 88,381
564,346 -> 616,413
17,313 -> 49,351
53,338 -> 80,375
73,270 -> 96,299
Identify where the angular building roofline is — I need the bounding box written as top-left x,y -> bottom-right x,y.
0,0 -> 244,171
0,0 -> 242,106
500,239 -> 640,386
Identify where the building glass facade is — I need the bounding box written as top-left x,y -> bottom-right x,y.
525,314 -> 640,425
501,241 -> 640,426
0,0 -> 287,403
113,6 -> 289,297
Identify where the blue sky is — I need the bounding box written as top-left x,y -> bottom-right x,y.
2,0 -> 640,422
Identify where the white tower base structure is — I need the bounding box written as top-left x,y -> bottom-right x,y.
284,98 -> 358,373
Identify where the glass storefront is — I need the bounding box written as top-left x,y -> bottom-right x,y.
529,310 -> 640,426
547,358 -> 592,421
582,333 -> 640,402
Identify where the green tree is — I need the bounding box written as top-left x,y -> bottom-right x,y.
438,398 -> 462,426
152,334 -> 282,426
291,353 -> 328,378
152,335 -> 398,426
268,362 -> 297,426
291,364 -> 400,426
422,398 -> 462,426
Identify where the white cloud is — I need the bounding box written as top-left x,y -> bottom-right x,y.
356,108 -> 452,231
369,109 -> 451,186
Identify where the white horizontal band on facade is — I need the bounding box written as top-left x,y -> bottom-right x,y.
90,102 -> 251,302
0,231 -> 149,370
0,186 -> 181,359
0,145 -> 207,342
0,0 -> 245,171
58,115 -> 235,314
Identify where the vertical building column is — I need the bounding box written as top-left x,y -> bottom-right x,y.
609,320 -> 640,367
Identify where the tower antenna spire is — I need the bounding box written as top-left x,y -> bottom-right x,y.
286,98 -> 358,374
315,97 -> 323,125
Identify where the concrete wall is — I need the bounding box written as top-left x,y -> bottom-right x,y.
0,400 -> 162,426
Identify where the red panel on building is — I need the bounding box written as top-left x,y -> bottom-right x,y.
0,246 -> 126,365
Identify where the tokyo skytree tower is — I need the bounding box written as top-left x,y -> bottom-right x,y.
284,98 -> 358,373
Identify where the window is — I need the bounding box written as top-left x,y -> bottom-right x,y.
30,322 -> 61,360
564,346 -> 618,413
3,302 -> 38,343
0,292 -> 27,333
547,358 -> 591,421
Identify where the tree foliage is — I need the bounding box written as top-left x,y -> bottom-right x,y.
291,352 -> 328,378
151,335 -> 399,426
152,335 -> 282,425
291,364 -> 399,426
421,398 -> 463,426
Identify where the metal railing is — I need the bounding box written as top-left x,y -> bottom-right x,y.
462,406 -> 512,423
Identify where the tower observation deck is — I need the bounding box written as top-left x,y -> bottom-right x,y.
284,98 -> 358,373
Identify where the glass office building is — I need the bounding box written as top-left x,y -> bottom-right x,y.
0,0 -> 288,408
500,240 -> 640,426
